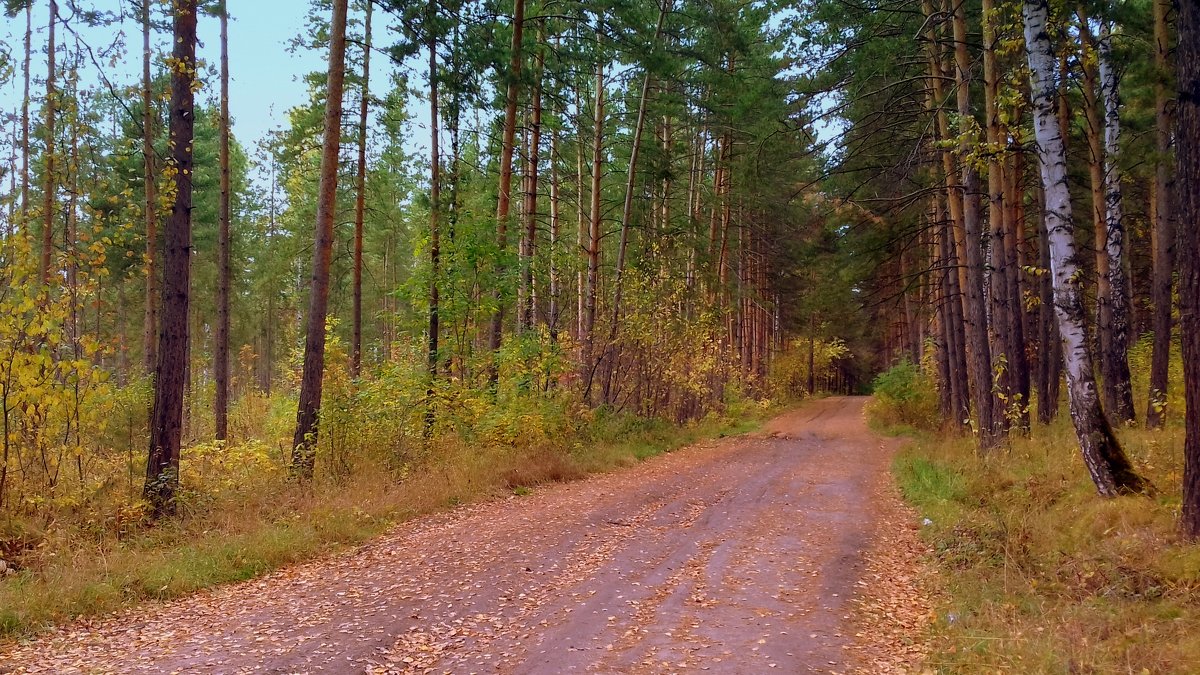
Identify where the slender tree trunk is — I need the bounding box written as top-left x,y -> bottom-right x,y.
1097,23 -> 1136,425
488,0 -> 525,387
145,0 -> 198,518
40,0 -> 58,285
582,35 -> 605,403
142,0 -> 159,374
548,115 -> 561,343
611,0 -> 671,338
952,0 -> 997,447
1022,0 -> 1148,497
1006,151 -> 1032,431
19,5 -> 31,223
1148,0 -> 1174,428
291,0 -> 349,479
521,30 -> 544,332
983,0 -> 1014,431
352,0 -> 372,378
1178,0 -> 1200,538
214,0 -> 231,441
426,1 -> 440,429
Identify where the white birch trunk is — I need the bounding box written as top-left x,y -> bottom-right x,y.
1098,23 -> 1136,423
1021,0 -> 1147,496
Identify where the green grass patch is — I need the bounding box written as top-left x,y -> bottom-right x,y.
893,417 -> 1200,673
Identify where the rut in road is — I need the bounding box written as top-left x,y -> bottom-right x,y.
1,396 -> 920,674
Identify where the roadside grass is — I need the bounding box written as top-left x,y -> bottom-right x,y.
893,419 -> 1200,673
0,398 -> 776,640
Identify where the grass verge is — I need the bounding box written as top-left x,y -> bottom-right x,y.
0,402 -> 775,640
892,419 -> 1200,673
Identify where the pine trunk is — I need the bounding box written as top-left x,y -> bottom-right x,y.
582,38 -> 605,403
352,0 -> 372,378
214,0 -> 232,440
291,0 -> 349,479
1179,0 -> 1200,538
1148,0 -> 1174,428
145,0 -> 198,518
40,0 -> 58,285
426,0 -> 440,428
142,0 -> 158,374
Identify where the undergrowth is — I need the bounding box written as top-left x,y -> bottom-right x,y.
0,392 -> 775,638
894,419 -> 1200,673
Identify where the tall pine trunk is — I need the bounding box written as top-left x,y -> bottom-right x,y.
40,0 -> 58,285
581,34 -> 605,403
214,0 -> 231,440
142,0 -> 158,374
145,0 -> 198,518
291,0 -> 349,479
426,0 -> 441,428
352,0 -> 372,378
1148,0 -> 1174,428
489,0 -> 525,387
1022,0 -> 1148,497
1178,0 -> 1200,538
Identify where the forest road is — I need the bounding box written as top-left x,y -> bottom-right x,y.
1,396 -> 923,674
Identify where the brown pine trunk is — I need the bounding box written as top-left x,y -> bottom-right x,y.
1035,178 -> 1061,423
1148,0 -> 1174,428
952,0 -> 997,447
142,0 -> 158,374
19,5 -> 31,221
352,0 -> 372,378
40,0 -> 58,285
1179,0 -> 1200,538
291,0 -> 349,479
214,0 -> 231,441
1005,151 -> 1031,430
521,31 -> 544,332
488,0 -> 525,387
581,36 -> 605,403
548,112 -> 562,343
144,0 -> 198,518
426,0 -> 440,428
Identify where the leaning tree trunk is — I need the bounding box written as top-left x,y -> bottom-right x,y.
291,0 -> 349,479
145,0 -> 198,518
1022,0 -> 1149,497
1147,0 -> 1174,428
1177,0 -> 1200,538
1097,23 -> 1136,425
214,0 -> 232,441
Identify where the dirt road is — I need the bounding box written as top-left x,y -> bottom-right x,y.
0,396 -> 929,674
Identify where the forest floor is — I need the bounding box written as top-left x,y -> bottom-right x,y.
0,397 -> 933,674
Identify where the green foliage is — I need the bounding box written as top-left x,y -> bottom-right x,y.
865,361 -> 940,432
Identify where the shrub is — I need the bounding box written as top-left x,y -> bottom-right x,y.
866,361 -> 940,431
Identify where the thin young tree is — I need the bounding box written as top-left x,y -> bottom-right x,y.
214,0 -> 232,440
291,0 -> 350,479
1148,0 -> 1174,428
142,0 -> 158,373
351,0 -> 372,378
1021,0 -> 1148,497
145,0 -> 198,518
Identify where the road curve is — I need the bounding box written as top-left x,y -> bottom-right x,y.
1,396 -> 906,674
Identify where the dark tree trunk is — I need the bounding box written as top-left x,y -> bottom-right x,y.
214,0 -> 231,441
426,0 -> 440,429
1148,0 -> 1174,428
40,0 -> 58,285
142,0 -> 158,374
291,0 -> 349,479
1177,0 -> 1200,537
145,0 -> 198,518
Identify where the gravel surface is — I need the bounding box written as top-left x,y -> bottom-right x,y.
0,396 -> 932,674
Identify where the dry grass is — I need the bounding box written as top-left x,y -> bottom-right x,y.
895,418 -> 1200,673
0,404 -> 771,639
